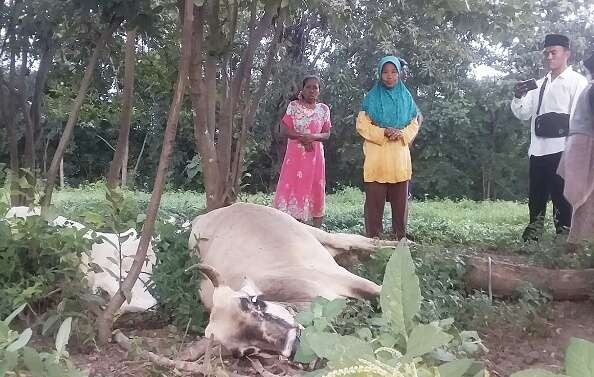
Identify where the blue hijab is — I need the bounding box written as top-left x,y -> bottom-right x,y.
362,56 -> 417,129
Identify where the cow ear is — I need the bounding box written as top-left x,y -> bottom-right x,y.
239,277 -> 263,297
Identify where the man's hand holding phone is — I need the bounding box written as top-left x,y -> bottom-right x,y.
514,79 -> 538,99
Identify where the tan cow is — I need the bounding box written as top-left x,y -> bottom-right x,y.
189,203 -> 393,357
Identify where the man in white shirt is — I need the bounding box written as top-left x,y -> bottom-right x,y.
511,34 -> 589,242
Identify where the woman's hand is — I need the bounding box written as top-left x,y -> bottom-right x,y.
299,133 -> 317,144
384,128 -> 403,141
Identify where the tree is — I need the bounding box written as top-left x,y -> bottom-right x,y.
107,29 -> 137,189
189,0 -> 288,210
97,0 -> 195,345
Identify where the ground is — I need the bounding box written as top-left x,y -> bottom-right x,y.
482,300 -> 594,376
67,300 -> 594,377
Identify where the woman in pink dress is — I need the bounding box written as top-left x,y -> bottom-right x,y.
273,76 -> 332,227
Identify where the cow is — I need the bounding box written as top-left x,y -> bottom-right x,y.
188,202 -> 395,358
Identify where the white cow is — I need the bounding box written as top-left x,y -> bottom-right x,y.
5,207 -> 156,313
189,203 -> 391,357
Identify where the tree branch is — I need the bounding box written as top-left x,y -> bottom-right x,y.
41,17 -> 123,212
97,0 -> 194,345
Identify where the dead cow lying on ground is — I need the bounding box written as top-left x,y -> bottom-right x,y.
188,203 -> 394,358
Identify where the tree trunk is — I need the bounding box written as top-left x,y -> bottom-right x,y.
121,141 -> 129,186
191,0 -> 284,210
128,131 -> 149,188
229,6 -> 287,198
189,5 -> 223,211
107,29 -> 137,189
465,256 -> 594,301
59,157 -> 64,188
31,32 -> 55,164
97,0 -> 194,345
41,18 -> 122,212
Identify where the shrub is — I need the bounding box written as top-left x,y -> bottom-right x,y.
0,213 -> 93,320
0,304 -> 87,376
147,221 -> 207,334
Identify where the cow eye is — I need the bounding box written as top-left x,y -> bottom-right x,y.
250,296 -> 258,303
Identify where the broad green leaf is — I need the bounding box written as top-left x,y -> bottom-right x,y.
295,310 -> 315,326
42,315 -> 60,336
405,324 -> 452,359
7,328 -> 33,351
378,333 -> 397,348
3,303 -> 27,325
380,245 -> 421,338
566,338 -> 594,377
0,351 -> 18,376
55,317 -> 73,356
23,347 -> 46,377
323,299 -> 346,321
293,328 -> 317,364
438,359 -> 474,377
305,333 -> 374,367
510,370 -> 562,377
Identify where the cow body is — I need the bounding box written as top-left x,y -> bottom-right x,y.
189,203 -> 380,310
189,203 -> 382,357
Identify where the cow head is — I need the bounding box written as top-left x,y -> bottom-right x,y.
197,264 -> 299,358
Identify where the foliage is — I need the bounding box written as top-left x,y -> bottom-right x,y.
0,304 -> 87,377
147,220 -> 207,334
295,245 -> 487,377
0,211 -> 94,320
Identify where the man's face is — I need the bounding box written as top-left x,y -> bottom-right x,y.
543,46 -> 570,72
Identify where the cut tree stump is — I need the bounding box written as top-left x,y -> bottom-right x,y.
465,256 -> 594,301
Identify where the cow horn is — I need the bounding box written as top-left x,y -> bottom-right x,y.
186,263 -> 223,287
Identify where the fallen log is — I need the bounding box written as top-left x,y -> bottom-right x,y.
465,255 -> 594,301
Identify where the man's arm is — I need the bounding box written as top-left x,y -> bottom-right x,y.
511,86 -> 538,121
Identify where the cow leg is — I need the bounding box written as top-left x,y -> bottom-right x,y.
303,224 -> 398,266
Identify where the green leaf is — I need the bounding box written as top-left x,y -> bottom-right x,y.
295,310 -> 315,327
55,317 -> 73,356
510,370 -> 562,377
3,303 -> 27,325
323,299 -> 346,321
378,333 -> 397,348
405,324 -> 452,359
305,333 -> 374,367
380,245 -> 421,338
23,347 -> 46,377
565,338 -> 594,377
293,337 -> 317,364
438,359 -> 474,377
42,315 -> 60,336
7,328 -> 33,351
0,351 -> 18,376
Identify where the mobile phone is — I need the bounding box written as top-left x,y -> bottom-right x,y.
520,79 -> 538,91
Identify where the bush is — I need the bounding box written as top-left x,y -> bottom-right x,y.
0,213 -> 94,320
0,305 -> 87,377
147,221 -> 207,334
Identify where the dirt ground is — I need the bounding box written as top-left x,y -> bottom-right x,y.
67,300 -> 594,377
481,300 -> 594,376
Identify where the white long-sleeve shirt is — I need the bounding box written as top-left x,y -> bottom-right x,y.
511,66 -> 588,156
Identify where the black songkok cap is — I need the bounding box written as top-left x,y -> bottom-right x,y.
544,34 -> 570,49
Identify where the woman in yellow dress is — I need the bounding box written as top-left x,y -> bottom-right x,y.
356,56 -> 419,240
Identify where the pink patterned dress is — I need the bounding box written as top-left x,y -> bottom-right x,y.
273,100 -> 332,221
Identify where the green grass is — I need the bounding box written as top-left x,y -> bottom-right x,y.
3,183 -> 564,249
47,184 -> 539,249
